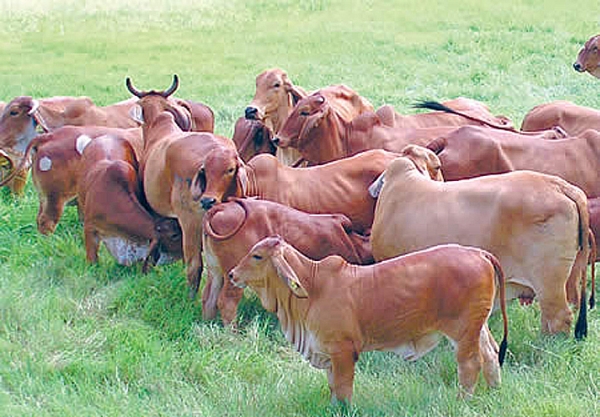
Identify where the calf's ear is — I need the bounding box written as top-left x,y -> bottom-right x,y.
234,159 -> 248,196
271,250 -> 308,298
282,74 -> 307,105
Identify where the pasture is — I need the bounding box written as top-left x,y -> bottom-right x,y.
1,0 -> 599,415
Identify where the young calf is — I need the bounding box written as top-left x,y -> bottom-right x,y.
228,237 -> 509,404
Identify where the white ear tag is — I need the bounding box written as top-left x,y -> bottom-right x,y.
75,134 -> 93,155
39,156 -> 52,172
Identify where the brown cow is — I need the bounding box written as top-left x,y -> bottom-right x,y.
274,94 -> 517,165
426,125 -> 600,258
229,237 -> 509,402
231,117 -> 275,162
244,68 -> 374,165
77,134 -> 182,269
370,145 -> 590,337
573,34 -> 600,78
20,126 -> 143,235
126,75 -> 235,297
202,198 -> 373,324
521,101 -> 600,136
192,148 -> 398,234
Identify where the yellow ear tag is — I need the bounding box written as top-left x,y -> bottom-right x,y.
289,280 -> 298,289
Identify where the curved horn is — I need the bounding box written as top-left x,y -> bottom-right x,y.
162,75 -> 179,98
125,77 -> 144,98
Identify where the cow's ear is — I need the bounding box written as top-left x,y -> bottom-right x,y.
234,158 -> 248,197
271,249 -> 308,298
129,104 -> 144,124
282,74 -> 307,106
29,100 -> 51,133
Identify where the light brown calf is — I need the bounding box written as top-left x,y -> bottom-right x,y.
521,101 -> 600,136
229,237 -> 508,403
573,34 -> 600,78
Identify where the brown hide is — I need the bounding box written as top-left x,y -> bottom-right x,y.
573,34 -> 600,78
275,95 -> 515,165
371,146 -> 590,336
231,117 -> 275,162
193,148 -> 398,233
28,126 -> 142,234
521,101 -> 600,136
77,134 -> 182,269
428,126 -> 600,198
229,237 -> 508,402
202,198 -> 373,324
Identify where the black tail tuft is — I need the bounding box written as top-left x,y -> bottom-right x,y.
498,337 -> 508,367
412,100 -> 455,113
590,292 -> 596,310
574,289 -> 588,340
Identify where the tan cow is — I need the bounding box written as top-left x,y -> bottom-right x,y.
229,237 -> 509,402
126,75 -> 236,297
521,101 -> 600,136
192,147 -> 398,234
573,34 -> 600,78
231,117 -> 275,162
370,145 -> 590,338
77,134 -> 182,269
274,95 -> 517,165
244,68 -> 374,165
202,198 -> 372,324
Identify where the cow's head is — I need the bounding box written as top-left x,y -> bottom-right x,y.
125,75 -> 192,131
228,236 -> 309,301
0,96 -> 41,160
400,145 -> 444,181
155,217 -> 183,258
232,117 -> 275,162
273,93 -> 332,161
574,35 -> 600,78
190,147 -> 247,211
245,68 -> 307,133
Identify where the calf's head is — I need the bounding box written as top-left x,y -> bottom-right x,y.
232,117 -> 275,162
0,96 -> 40,159
574,35 -> 600,78
400,145 -> 444,181
191,147 -> 247,211
228,236 -> 309,300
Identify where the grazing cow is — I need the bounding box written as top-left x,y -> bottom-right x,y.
12,126 -> 143,235
231,117 -> 275,162
573,34 -> 600,78
370,145 -> 590,337
126,75 -> 236,297
244,68 -> 374,165
521,101 -> 600,136
274,95 -> 516,165
202,198 -> 373,324
229,237 -> 509,403
192,148 -> 398,233
77,134 -> 182,269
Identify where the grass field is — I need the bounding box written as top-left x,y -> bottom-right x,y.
1,1 -> 600,416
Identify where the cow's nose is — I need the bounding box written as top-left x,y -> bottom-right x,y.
245,107 -> 258,120
200,197 -> 217,211
573,62 -> 583,72
271,137 -> 280,147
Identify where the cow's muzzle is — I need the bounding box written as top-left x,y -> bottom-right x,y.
228,271 -> 246,289
245,107 -> 259,120
573,62 -> 584,72
200,196 -> 217,211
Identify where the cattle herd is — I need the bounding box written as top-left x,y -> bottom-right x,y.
1,35 -> 600,405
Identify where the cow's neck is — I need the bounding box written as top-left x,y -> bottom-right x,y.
311,110 -> 349,164
271,95 -> 295,134
143,117 -> 181,152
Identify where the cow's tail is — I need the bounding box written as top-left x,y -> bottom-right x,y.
558,181 -> 591,339
412,100 -> 518,132
484,252 -> 508,366
425,136 -> 447,155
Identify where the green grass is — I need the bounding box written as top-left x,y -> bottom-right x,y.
1,0 -> 600,415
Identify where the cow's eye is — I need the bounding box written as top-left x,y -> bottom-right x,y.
252,254 -> 263,260
300,110 -> 310,116
227,167 -> 235,174
273,83 -> 281,88
9,110 -> 18,116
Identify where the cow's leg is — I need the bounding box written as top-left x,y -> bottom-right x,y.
479,326 -> 501,388
84,224 -> 100,264
178,215 -> 203,299
538,290 -> 573,335
327,345 -> 357,404
454,329 -> 483,398
8,168 -> 28,195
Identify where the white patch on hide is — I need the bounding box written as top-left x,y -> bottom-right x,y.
75,134 -> 93,155
102,237 -> 150,266
38,156 -> 52,172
